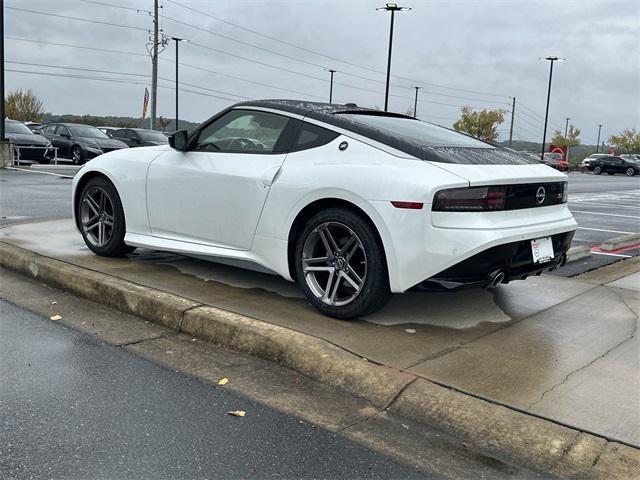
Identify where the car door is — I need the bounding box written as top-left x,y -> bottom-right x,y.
613,158 -> 625,173
146,108 -> 294,250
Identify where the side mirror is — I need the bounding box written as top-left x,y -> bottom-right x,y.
61,132 -> 71,139
169,130 -> 188,151
132,137 -> 140,144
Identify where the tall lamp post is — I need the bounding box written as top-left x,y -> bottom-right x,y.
564,117 -> 570,162
412,86 -> 421,118
0,0 -> 5,142
539,56 -> 564,159
377,3 -> 411,112
328,69 -> 337,103
169,36 -> 188,131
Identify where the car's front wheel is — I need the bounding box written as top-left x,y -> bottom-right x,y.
78,176 -> 134,257
593,165 -> 602,175
626,167 -> 636,177
295,208 -> 392,320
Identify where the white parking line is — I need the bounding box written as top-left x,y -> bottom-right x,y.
569,201 -> 640,209
591,251 -> 632,258
577,227 -> 635,234
6,167 -> 73,179
570,210 -> 640,219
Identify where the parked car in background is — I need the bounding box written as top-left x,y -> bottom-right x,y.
581,153 -> 611,170
72,99 -> 576,319
41,123 -> 128,164
109,128 -> 169,147
97,126 -> 119,137
23,121 -> 43,134
4,119 -> 54,164
621,153 -> 640,161
541,153 -> 569,172
588,155 -> 639,176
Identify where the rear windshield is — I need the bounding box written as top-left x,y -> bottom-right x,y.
336,114 -> 492,148
5,122 -> 33,134
138,130 -> 169,142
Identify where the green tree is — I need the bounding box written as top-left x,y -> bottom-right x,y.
453,106 -> 505,142
5,89 -> 44,122
551,125 -> 581,148
608,128 -> 640,153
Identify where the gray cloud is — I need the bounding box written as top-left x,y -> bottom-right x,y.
6,0 -> 639,143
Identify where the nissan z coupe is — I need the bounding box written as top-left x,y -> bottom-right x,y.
72,100 -> 577,319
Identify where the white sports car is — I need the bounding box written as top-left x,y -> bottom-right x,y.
72,100 -> 577,319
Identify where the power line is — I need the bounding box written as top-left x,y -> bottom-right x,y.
5,6 -> 147,31
164,0 -> 509,99
6,36 -> 148,57
78,0 -> 152,14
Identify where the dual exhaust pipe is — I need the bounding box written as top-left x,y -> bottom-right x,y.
488,253 -> 567,288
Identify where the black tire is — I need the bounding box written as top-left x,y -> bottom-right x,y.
593,165 -> 602,175
626,168 -> 635,177
71,145 -> 85,165
78,176 -> 134,257
295,207 -> 392,319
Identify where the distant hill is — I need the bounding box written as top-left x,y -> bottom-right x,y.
42,113 -> 199,133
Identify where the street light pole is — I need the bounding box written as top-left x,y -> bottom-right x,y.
539,56 -> 563,160
596,124 -> 603,153
564,117 -> 570,142
169,37 -> 187,131
0,0 -> 5,141
412,86 -> 420,118
328,69 -> 337,103
508,96 -> 516,148
377,3 -> 411,112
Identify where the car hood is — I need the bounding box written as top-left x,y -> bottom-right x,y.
5,133 -> 51,146
76,136 -> 128,149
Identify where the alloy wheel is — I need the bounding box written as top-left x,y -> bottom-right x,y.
301,221 -> 367,307
80,186 -> 115,248
626,168 -> 635,177
72,147 -> 82,164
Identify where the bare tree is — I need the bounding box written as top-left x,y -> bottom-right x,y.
5,89 -> 44,122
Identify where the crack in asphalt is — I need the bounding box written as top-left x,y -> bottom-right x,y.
526,286 -> 638,411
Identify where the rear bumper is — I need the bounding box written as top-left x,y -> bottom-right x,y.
416,231 -> 574,291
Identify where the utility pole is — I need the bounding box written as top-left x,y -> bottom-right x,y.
508,96 -> 516,148
0,0 -> 5,141
150,0 -> 159,130
596,124 -> 603,153
539,56 -> 563,159
564,117 -> 570,141
413,86 -> 420,118
328,69 -> 336,103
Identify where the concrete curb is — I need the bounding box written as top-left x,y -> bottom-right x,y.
1,241 -> 638,479
601,234 -> 640,252
566,245 -> 592,263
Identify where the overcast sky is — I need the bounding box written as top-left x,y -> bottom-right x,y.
6,0 -> 639,144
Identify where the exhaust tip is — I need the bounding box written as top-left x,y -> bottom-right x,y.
489,271 -> 505,288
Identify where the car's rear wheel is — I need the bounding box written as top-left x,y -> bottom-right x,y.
295,208 -> 392,319
593,165 -> 602,175
626,167 -> 635,177
78,176 -> 134,257
71,145 -> 84,165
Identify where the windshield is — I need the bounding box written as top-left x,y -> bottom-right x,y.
336,114 -> 492,148
4,122 -> 33,135
138,130 -> 169,143
68,126 -> 109,138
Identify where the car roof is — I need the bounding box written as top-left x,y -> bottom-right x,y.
228,99 -> 533,166
50,123 -> 100,127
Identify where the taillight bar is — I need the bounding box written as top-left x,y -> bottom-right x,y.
433,182 -> 567,212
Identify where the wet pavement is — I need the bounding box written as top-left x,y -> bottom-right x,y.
1,218 -> 639,447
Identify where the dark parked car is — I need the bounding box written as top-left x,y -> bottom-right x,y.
109,128 -> 169,147
4,119 -> 54,164
588,156 -> 639,176
40,123 -> 128,164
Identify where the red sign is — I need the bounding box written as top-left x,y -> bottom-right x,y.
549,144 -> 568,160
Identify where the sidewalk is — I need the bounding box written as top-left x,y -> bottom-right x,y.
2,218 -> 637,449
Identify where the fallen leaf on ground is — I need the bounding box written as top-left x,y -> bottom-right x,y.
49,315 -> 62,321
227,410 -> 246,417
218,377 -> 229,385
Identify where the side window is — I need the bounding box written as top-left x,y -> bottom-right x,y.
56,126 -> 70,136
195,110 -> 289,153
43,125 -> 56,134
292,122 -> 339,152
111,129 -> 125,138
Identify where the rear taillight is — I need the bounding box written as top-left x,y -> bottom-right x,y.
433,186 -> 507,212
561,182 -> 568,203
